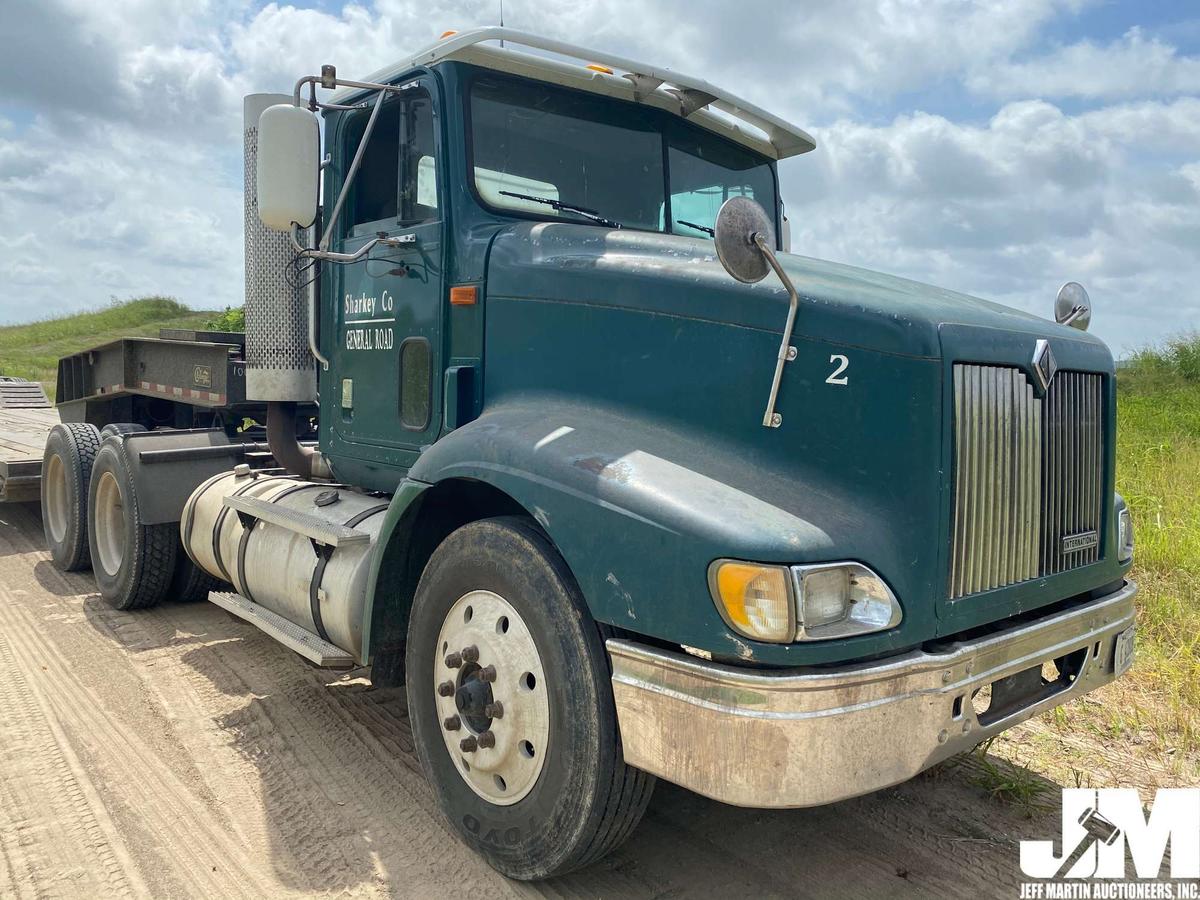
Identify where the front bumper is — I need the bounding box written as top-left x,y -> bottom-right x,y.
608,580 -> 1136,808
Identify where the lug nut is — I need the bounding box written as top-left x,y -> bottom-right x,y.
480,665 -> 497,683
437,680 -> 455,697
477,730 -> 496,749
483,702 -> 504,719
443,715 -> 461,731
445,651 -> 463,668
461,645 -> 480,663
459,736 -> 478,753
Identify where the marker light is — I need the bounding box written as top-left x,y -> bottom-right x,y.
586,64 -> 615,74
449,285 -> 477,306
440,30 -> 458,39
709,561 -> 794,643
1116,494 -> 1134,564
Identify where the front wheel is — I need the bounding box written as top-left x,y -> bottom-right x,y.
406,517 -> 654,880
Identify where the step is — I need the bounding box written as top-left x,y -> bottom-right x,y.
222,495 -> 371,548
207,591 -> 356,668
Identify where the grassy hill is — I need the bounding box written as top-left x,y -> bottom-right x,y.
0,298 -> 221,398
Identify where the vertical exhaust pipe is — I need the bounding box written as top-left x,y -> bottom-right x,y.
243,93 -> 324,478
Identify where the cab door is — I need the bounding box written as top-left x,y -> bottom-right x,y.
330,79 -> 443,469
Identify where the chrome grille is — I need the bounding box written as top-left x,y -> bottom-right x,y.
1041,371 -> 1104,575
949,364 -> 1104,600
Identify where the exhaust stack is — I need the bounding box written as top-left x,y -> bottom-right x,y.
242,93 -> 316,404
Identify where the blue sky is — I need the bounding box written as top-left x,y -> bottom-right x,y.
0,0 -> 1197,356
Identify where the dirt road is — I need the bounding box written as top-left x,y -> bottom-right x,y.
0,501 -> 1056,899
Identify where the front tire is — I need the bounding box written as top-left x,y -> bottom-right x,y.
406,517 -> 654,880
87,440 -> 178,610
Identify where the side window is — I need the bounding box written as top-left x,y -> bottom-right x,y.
344,86 -> 438,233
400,92 -> 438,223
347,101 -> 401,229
399,338 -> 431,430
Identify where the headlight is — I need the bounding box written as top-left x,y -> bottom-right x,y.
708,559 -> 901,644
1116,495 -> 1134,564
791,562 -> 902,641
708,561 -> 794,643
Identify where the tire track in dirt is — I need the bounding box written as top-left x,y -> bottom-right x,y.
0,631 -> 145,900
0,600 -> 278,899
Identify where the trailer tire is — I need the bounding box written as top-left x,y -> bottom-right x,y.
87,440 -> 178,610
406,516 -> 654,880
41,423 -> 101,571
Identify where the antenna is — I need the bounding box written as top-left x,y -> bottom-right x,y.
499,0 -> 505,47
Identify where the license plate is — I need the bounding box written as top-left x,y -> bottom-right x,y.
1114,625 -> 1136,676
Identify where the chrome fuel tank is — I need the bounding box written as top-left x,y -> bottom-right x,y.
182,469 -> 387,656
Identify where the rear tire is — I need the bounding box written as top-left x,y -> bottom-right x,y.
41,423 -> 101,571
87,440 -> 178,610
406,517 -> 654,880
99,423 -> 148,440
168,549 -> 222,603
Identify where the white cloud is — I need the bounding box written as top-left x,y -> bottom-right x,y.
969,27 -> 1200,101
786,96 -> 1200,352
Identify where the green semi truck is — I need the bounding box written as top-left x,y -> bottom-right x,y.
40,28 -> 1136,880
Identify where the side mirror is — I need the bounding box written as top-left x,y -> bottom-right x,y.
713,197 -> 802,429
256,104 -> 320,232
713,197 -> 776,283
1055,281 -> 1092,331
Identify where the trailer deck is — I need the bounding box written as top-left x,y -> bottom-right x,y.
0,380 -> 58,503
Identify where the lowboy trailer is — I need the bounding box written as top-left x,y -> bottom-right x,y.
38,28 -> 1137,881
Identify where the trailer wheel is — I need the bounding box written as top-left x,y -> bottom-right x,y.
87,440 -> 178,610
41,423 -> 101,571
406,517 -> 654,880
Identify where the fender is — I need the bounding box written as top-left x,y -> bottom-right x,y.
364,394 -> 921,665
360,477 -> 432,663
122,428 -> 249,524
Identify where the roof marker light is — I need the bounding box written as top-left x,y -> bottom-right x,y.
586,64 -> 615,74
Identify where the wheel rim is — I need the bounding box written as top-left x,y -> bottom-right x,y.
44,454 -> 69,544
434,590 -> 550,806
93,471 -> 126,577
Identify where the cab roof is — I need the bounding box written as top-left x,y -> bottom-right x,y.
330,27 -> 816,161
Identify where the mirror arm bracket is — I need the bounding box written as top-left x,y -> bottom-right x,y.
754,232 -> 800,429
287,226 -> 420,372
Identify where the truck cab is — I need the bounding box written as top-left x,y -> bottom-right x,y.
46,27 -> 1137,882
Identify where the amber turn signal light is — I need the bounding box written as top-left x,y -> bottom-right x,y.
449,285 -> 477,306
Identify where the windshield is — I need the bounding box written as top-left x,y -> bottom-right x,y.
468,73 -> 777,238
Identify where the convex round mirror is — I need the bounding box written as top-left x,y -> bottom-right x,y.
714,197 -> 776,284
1055,281 -> 1092,332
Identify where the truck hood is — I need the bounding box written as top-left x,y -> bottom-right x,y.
486,223 -> 1106,359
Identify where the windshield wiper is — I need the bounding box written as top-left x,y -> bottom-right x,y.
677,219 -> 715,237
499,191 -> 622,228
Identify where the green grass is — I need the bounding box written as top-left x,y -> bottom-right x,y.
0,297 -> 220,398
1111,337 -> 1200,749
